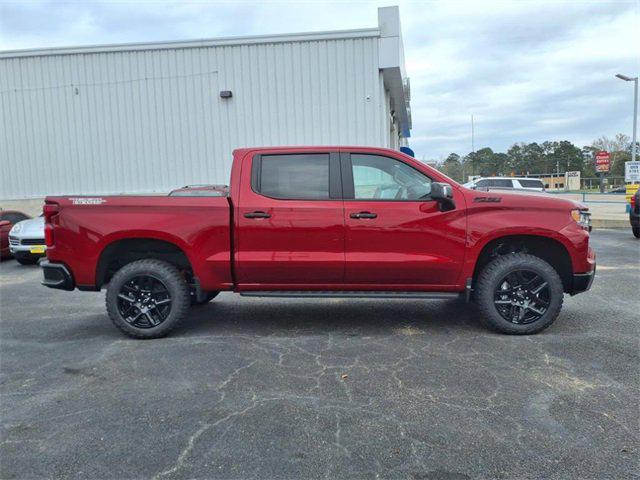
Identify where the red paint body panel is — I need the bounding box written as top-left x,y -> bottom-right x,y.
45,196 -> 232,290
0,222 -> 11,259
44,146 -> 593,293
234,151 -> 345,285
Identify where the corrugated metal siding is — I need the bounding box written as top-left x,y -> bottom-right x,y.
0,37 -> 388,199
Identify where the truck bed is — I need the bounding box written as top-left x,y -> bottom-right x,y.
44,195 -> 233,290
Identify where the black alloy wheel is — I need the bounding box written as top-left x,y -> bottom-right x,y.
117,275 -> 172,328
493,269 -> 550,324
106,259 -> 190,339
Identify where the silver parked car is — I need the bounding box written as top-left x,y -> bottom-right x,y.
8,216 -> 46,265
463,177 -> 546,192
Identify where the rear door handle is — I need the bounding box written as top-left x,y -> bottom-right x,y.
244,211 -> 271,219
350,211 -> 377,219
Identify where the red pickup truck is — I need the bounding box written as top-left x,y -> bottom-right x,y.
41,146 -> 595,338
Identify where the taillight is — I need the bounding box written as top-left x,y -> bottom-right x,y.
632,195 -> 637,210
45,224 -> 54,247
43,203 -> 59,221
43,202 -> 59,247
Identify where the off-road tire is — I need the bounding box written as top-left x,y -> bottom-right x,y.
475,253 -> 564,335
106,259 -> 190,339
191,291 -> 219,306
633,226 -> 640,239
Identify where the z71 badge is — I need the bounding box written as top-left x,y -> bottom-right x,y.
473,196 -> 502,203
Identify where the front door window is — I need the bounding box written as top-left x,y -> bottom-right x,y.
351,154 -> 432,201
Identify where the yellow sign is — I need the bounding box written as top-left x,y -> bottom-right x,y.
626,184 -> 639,203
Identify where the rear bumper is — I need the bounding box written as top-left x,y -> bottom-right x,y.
630,210 -> 640,227
41,260 -> 75,291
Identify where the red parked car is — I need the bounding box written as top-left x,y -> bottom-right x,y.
0,210 -> 31,259
41,146 -> 595,338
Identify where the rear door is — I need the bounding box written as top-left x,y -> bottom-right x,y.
341,151 -> 466,287
235,151 -> 345,286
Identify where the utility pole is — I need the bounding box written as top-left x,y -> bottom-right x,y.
471,115 -> 475,154
469,114 -> 475,179
616,74 -> 638,164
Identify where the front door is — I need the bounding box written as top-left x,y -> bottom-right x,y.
235,152 -> 345,286
341,152 -> 466,287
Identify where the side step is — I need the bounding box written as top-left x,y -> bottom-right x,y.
239,291 -> 461,299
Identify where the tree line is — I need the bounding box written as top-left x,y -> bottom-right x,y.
435,133 -> 636,183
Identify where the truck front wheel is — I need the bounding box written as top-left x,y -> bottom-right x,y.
475,253 -> 564,335
106,259 -> 190,339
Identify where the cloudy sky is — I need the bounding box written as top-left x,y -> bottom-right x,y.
1,0 -> 638,160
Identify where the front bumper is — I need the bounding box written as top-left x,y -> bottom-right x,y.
571,266 -> 596,295
570,247 -> 595,295
9,235 -> 46,255
41,260 -> 75,291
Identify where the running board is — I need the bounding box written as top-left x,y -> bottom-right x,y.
239,291 -> 461,299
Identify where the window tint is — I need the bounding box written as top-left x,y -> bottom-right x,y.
351,154 -> 432,200
518,179 -> 544,188
258,154 -> 330,199
475,179 -> 490,188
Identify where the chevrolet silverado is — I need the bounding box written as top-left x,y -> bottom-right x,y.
41,146 -> 595,338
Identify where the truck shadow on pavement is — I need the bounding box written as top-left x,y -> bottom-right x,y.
57,294 -> 589,341
173,297 -> 490,338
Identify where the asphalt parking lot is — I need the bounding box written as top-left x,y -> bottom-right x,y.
1,229 -> 638,479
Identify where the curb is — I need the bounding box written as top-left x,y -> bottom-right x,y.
591,218 -> 629,229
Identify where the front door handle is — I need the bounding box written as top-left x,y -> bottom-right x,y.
350,211 -> 377,219
244,211 -> 271,219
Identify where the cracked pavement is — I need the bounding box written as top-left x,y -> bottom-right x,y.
1,229 -> 638,479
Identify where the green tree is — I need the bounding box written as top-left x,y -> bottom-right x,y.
439,153 -> 463,182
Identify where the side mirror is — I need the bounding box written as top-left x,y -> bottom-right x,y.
430,182 -> 455,211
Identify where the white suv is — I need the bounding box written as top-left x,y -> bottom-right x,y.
463,177 -> 546,192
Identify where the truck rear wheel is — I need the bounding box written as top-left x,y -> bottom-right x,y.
106,259 -> 190,339
475,253 -> 564,335
633,226 -> 640,238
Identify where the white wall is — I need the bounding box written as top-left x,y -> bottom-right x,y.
0,34 -> 391,199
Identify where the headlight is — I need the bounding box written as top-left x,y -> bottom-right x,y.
9,223 -> 22,235
571,209 -> 591,230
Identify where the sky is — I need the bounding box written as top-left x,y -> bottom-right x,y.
1,0 -> 638,161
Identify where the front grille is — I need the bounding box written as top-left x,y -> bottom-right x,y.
20,238 -> 45,246
9,236 -> 19,246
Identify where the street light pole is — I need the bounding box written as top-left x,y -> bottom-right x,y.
616,74 -> 638,163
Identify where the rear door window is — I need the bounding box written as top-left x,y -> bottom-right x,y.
254,154 -> 330,200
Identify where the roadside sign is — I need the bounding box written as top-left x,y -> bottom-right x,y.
595,151 -> 610,173
626,184 -> 639,204
625,161 -> 640,182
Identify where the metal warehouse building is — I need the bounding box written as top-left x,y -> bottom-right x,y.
0,6 -> 411,201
